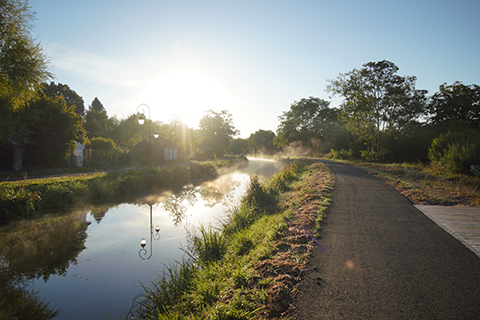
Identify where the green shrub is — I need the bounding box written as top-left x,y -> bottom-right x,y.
331,148 -> 352,160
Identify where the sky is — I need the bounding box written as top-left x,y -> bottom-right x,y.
29,0 -> 480,138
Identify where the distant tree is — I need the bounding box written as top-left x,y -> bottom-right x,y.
326,60 -> 427,155
41,82 -> 85,117
228,138 -> 249,155
274,97 -> 337,152
248,130 -> 277,155
84,98 -> 113,139
23,93 -> 84,167
85,137 -> 116,150
0,0 -> 53,170
428,81 -> 480,130
197,110 -> 239,158
111,114 -> 145,148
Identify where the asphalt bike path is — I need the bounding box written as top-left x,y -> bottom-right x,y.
290,160 -> 480,319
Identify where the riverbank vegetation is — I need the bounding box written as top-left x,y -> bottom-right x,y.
0,157 -> 247,221
127,160 -> 334,319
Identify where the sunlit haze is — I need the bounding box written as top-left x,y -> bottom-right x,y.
30,0 -> 480,138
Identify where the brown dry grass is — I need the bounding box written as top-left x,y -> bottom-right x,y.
254,163 -> 334,318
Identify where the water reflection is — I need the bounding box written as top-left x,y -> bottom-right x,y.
138,204 -> 161,260
0,159 -> 284,320
0,210 -> 90,319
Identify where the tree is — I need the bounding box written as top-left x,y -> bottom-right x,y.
41,82 -> 85,117
22,93 -> 84,167
248,130 -> 277,155
0,0 -> 53,170
326,60 -> 427,154
428,81 -> 480,130
228,138 -> 249,155
197,109 -> 239,158
84,98 -> 113,139
274,97 -> 337,152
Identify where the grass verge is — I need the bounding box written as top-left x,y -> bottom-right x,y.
0,157 -> 248,221
127,160 -> 334,319
351,161 -> 480,206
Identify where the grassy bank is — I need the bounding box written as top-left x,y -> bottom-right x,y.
351,161 -> 480,206
0,157 -> 248,220
126,160 -> 334,319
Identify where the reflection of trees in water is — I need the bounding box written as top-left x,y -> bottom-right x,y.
0,210 -> 90,319
142,173 -> 245,226
161,186 -> 198,226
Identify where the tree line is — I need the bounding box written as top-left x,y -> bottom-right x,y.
1,0 -> 478,174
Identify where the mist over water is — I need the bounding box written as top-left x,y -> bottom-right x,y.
0,159 -> 283,320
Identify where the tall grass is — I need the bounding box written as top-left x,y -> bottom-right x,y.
126,160 -> 322,319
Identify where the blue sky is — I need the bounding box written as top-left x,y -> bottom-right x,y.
30,0 -> 480,138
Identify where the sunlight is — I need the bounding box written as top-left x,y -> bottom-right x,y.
139,71 -> 232,128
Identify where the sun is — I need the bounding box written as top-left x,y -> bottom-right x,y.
139,71 -> 232,128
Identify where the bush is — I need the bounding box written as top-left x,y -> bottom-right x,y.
428,130 -> 480,174
85,137 -> 116,150
330,149 -> 352,160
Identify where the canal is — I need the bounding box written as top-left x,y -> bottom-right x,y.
0,159 -> 283,319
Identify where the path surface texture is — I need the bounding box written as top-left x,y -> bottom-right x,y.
290,160 -> 480,319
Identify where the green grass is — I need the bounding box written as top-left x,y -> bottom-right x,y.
0,157 -> 248,220
126,160 -> 334,319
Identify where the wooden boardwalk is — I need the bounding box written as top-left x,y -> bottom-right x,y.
415,205 -> 480,258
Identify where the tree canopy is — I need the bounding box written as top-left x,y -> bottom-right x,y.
428,81 -> 480,129
274,97 -> 337,152
41,82 -> 85,117
84,98 -> 114,139
197,109 -> 239,158
327,60 -> 427,153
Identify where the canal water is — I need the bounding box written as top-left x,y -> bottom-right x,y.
0,159 -> 283,320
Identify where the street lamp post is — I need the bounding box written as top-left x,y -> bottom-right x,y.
137,103 -> 156,167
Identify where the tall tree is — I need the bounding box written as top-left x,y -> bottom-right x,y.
326,60 -> 427,153
84,97 -> 113,139
23,93 -> 84,167
274,97 -> 337,151
197,109 -> 239,158
0,0 -> 53,170
248,130 -> 277,155
41,82 -> 85,117
428,81 -> 480,130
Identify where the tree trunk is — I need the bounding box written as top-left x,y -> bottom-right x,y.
12,142 -> 22,171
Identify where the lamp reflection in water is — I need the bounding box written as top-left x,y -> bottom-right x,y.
138,204 -> 161,260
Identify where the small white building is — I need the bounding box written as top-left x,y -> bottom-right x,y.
73,142 -> 85,167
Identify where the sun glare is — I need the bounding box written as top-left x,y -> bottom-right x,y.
139,71 -> 232,127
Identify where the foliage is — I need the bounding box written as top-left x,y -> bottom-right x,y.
229,137 -> 249,155
247,129 -> 278,155
22,93 -> 84,167
197,109 -> 239,159
84,97 -> 114,139
0,0 -> 53,171
40,81 -> 85,117
326,60 -> 427,154
0,0 -> 52,108
275,97 -> 337,152
428,81 -> 480,129
85,137 -> 116,150
330,148 -> 353,160
428,130 -> 480,174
